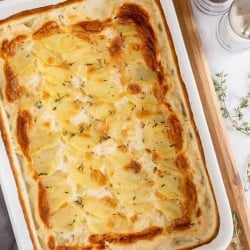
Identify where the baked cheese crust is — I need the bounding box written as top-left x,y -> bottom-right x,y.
0,0 -> 219,249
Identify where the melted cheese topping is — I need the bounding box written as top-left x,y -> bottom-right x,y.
0,0 -> 218,249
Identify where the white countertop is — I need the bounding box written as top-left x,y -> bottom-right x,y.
0,1 -> 239,249
191,0 -> 250,207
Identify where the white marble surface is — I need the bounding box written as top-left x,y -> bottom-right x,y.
191,0 -> 250,207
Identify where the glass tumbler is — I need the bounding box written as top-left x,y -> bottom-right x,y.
194,0 -> 233,15
216,0 -> 250,52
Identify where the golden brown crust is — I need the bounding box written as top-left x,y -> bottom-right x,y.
90,170 -> 107,186
16,110 -> 31,158
123,160 -> 142,174
127,83 -> 142,95
71,19 -> 112,42
4,63 -> 20,102
38,182 -> 50,228
89,226 -> 163,245
74,20 -> 107,34
117,3 -> 164,82
109,36 -> 124,57
48,236 -> 106,250
0,35 -> 27,57
166,114 -> 184,151
33,21 -> 61,39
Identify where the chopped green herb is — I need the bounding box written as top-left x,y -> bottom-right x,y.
54,93 -> 70,103
74,98 -> 82,104
158,23 -> 163,32
74,197 -> 84,208
78,163 -> 84,171
140,122 -> 145,128
69,218 -> 76,226
109,109 -> 116,115
99,135 -> 111,143
79,126 -> 84,133
152,122 -> 158,128
97,58 -> 102,67
231,211 -> 244,250
244,163 -> 250,192
180,102 -> 187,117
38,173 -> 48,176
35,101 -> 43,109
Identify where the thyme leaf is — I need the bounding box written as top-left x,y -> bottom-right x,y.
213,72 -> 250,136
54,93 -> 70,103
35,101 -> 43,109
74,197 -> 84,208
244,163 -> 250,192
231,211 -> 244,250
99,135 -> 111,143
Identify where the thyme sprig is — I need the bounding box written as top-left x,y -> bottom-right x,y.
213,72 -> 250,136
231,212 -> 244,250
213,72 -> 250,192
244,163 -> 250,192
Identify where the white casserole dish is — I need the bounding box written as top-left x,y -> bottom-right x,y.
0,0 -> 233,249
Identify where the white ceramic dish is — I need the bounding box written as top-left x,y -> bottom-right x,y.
0,1 -> 233,249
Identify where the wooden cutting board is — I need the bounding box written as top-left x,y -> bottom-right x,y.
173,0 -> 250,249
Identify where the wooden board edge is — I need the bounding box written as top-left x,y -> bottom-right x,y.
173,0 -> 250,248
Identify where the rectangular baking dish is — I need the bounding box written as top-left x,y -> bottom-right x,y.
0,0 -> 233,249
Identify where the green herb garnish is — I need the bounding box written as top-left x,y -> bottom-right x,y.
231,211 -> 244,250
213,72 -> 250,136
244,163 -> 250,192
